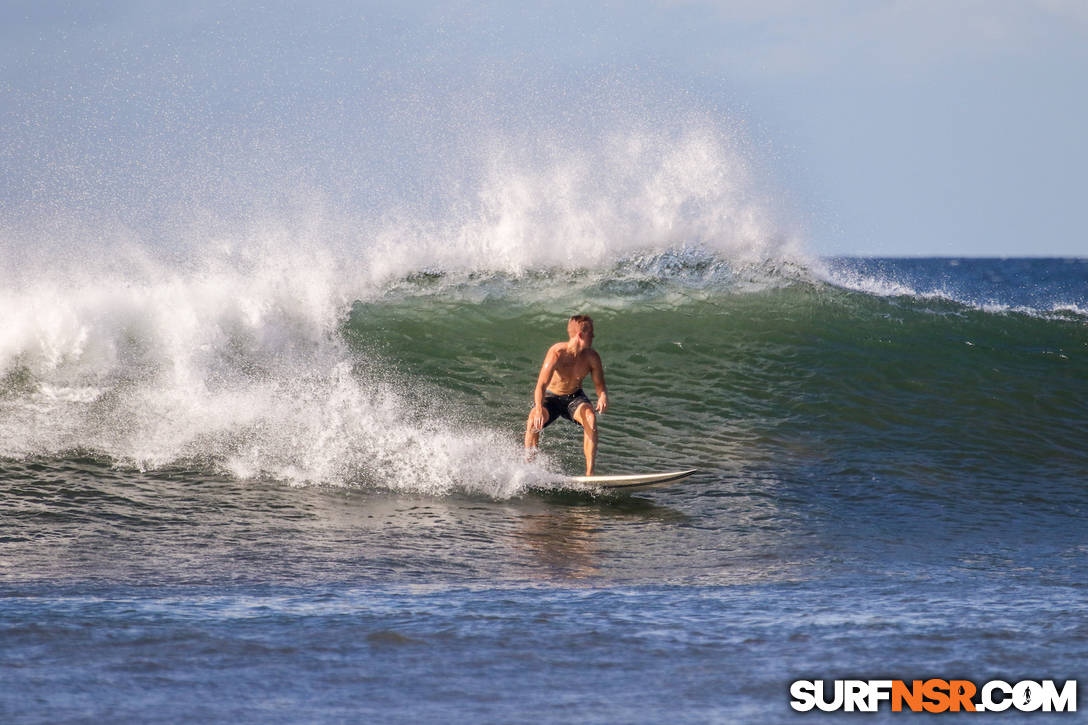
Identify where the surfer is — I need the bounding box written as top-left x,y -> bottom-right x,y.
525,314 -> 609,475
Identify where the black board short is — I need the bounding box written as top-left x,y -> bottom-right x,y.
536,389 -> 592,428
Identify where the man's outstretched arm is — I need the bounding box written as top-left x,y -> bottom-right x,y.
590,351 -> 608,414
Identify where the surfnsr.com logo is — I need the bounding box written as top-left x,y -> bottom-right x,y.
790,679 -> 1077,713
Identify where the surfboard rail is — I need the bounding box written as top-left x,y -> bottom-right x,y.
567,468 -> 697,491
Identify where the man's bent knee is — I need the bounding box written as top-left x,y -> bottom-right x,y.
576,405 -> 596,431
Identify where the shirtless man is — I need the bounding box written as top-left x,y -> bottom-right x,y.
524,314 -> 609,476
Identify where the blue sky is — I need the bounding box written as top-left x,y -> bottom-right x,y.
2,0 -> 1085,257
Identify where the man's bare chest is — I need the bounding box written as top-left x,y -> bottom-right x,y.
553,352 -> 591,380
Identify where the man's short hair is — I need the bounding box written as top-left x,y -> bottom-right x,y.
568,314 -> 594,337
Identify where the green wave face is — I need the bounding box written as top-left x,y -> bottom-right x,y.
345,274 -> 1088,487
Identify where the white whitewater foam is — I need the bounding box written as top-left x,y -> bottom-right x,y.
0,241 -> 557,495
813,264 -> 919,298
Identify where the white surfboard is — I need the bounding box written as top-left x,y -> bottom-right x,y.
568,469 -> 697,492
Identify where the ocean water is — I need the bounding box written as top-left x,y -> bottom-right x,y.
3,2 -> 1084,720
1,234 -> 1085,722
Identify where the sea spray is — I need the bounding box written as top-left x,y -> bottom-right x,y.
1,113 -> 807,491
